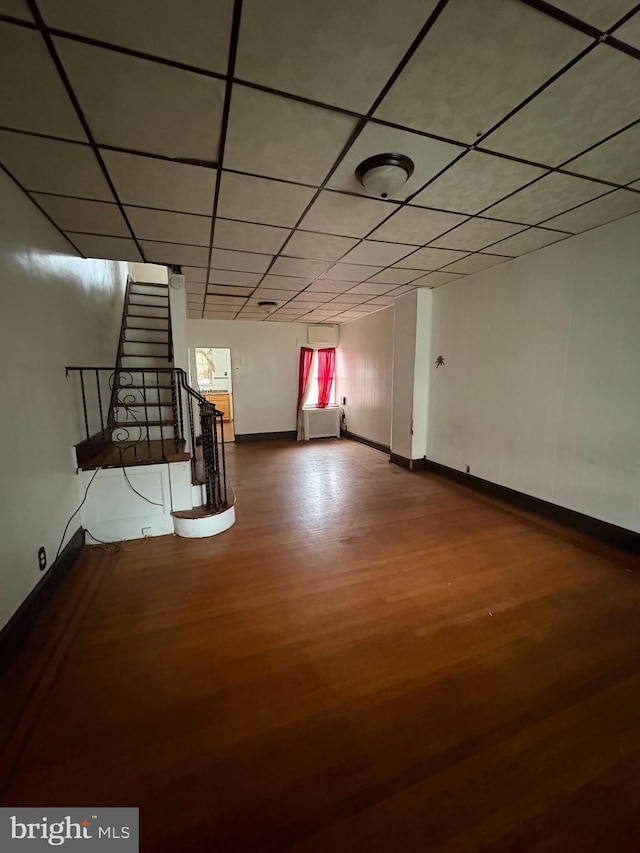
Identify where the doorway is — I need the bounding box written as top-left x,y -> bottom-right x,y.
194,347 -> 235,443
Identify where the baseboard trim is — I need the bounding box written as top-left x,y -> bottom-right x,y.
343,430 -> 390,455
390,453 -> 427,471
424,461 -> 640,555
0,527 -> 85,675
235,430 -> 296,443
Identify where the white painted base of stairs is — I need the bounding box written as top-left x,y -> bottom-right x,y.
172,504 -> 236,538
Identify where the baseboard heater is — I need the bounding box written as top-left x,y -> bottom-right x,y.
303,406 -> 341,440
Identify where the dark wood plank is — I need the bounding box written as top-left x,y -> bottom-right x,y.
1,440 -> 639,852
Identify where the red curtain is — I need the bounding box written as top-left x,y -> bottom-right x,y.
317,348 -> 336,409
297,347 -> 314,411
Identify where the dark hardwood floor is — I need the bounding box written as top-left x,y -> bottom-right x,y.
1,439 -> 639,852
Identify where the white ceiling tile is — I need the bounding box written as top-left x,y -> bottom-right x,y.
367,296 -> 395,306
31,194 -> 129,236
270,257 -> 331,277
385,285 -> 419,296
225,85 -> 358,184
410,151 -> 547,214
66,232 -> 143,262
208,270 -> 263,286
0,0 -> 33,20
213,219 -> 289,254
548,1 -> 637,29
236,0 -> 437,113
182,266 -> 208,282
203,311 -> 239,319
369,206 -> 467,244
284,231 -> 358,261
411,272 -> 463,287
54,38 -> 225,160
353,304 -> 384,313
39,0 -> 233,73
429,217 -> 525,251
442,253 -> 508,274
331,292 -> 370,304
328,121 -> 462,200
296,292 -> 336,303
615,11 -> 640,48
299,191 -> 396,237
0,23 -> 85,140
260,275 -> 312,290
484,173 -> 608,225
266,315 -> 297,322
207,294 -> 247,307
0,132 -> 113,199
186,282 -> 206,293
541,190 -> 640,233
365,268 -> 427,284
125,207 -> 211,244
320,263 -> 382,282
393,247 -> 469,269
345,282 -> 396,295
306,280 -> 354,293
187,309 -> 201,318
252,288 -> 299,301
564,122 -> 640,185
139,241 -> 209,266
326,301 -> 361,310
209,248 -> 272,273
218,172 -> 316,227
277,298 -> 323,308
485,227 -> 568,256
340,240 -> 418,266
207,284 -> 254,297
374,0 -> 589,143
484,45 -> 640,166
101,150 -> 217,215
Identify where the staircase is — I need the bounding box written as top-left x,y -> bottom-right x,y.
66,273 -> 235,538
110,279 -> 183,458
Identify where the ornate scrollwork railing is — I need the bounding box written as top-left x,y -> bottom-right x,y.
65,366 -> 228,512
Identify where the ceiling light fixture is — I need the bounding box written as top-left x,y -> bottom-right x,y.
257,300 -> 278,314
355,153 -> 415,199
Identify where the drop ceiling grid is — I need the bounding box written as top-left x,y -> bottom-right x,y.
0,0 -> 639,322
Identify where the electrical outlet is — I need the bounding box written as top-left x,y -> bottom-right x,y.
38,547 -> 47,571
141,527 -> 152,537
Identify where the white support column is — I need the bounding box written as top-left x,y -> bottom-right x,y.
391,289 -> 433,468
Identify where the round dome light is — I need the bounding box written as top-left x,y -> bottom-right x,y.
355,153 -> 415,199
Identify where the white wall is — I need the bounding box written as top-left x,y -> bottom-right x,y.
428,212 -> 640,532
187,319 -> 309,434
0,169 -> 127,631
337,307 -> 394,448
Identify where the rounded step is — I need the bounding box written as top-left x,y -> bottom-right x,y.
172,503 -> 236,538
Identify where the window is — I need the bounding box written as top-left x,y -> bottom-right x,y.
303,348 -> 336,408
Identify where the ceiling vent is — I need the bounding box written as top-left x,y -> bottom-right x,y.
307,324 -> 339,346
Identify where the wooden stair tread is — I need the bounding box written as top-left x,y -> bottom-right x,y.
129,282 -> 169,289
172,501 -> 234,520
125,325 -> 169,331
117,384 -> 172,389
114,419 -> 174,427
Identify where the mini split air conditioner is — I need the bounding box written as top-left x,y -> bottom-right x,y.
307,324 -> 339,347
